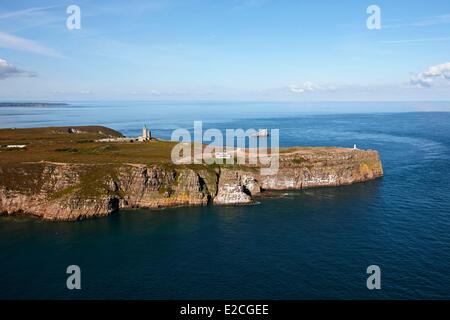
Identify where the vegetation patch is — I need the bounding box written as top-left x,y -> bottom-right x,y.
55,147 -> 79,153
49,185 -> 79,200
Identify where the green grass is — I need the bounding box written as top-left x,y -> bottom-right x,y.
0,125 -> 366,168
0,126 -> 178,165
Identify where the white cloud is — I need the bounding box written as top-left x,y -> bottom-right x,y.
380,36 -> 450,44
0,31 -> 63,58
410,62 -> 450,88
411,14 -> 450,27
0,58 -> 35,79
288,81 -> 323,93
384,13 -> 450,29
0,6 -> 58,20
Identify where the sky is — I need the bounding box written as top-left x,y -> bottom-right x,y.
0,0 -> 450,101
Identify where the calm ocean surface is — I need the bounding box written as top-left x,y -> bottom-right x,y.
0,101 -> 449,299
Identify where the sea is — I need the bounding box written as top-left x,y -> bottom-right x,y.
0,101 -> 449,299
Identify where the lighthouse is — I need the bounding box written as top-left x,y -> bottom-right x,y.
141,125 -> 151,141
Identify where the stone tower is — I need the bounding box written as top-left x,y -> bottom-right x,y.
142,125 -> 147,140
142,125 -> 151,140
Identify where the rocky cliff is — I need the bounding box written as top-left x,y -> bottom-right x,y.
0,149 -> 383,220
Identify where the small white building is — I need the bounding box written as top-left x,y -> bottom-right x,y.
6,145 -> 26,149
215,152 -> 232,159
140,125 -> 151,141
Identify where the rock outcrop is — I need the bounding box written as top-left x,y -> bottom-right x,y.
0,149 -> 383,220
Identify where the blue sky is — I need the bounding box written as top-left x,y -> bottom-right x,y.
0,0 -> 450,101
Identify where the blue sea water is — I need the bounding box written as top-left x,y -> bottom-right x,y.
0,101 -> 449,299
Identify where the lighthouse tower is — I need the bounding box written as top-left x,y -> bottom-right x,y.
142,125 -> 151,140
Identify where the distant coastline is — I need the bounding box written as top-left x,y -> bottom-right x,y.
0,102 -> 69,108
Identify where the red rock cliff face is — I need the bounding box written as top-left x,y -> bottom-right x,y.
0,149 -> 383,220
